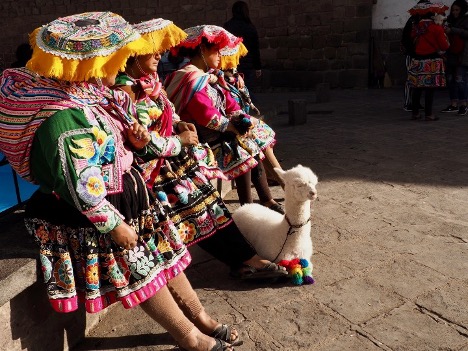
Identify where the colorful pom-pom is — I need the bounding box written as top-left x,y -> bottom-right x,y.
278,257 -> 315,286
291,267 -> 303,276
291,274 -> 303,285
299,258 -> 309,267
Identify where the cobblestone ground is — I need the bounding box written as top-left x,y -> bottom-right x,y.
73,88 -> 468,351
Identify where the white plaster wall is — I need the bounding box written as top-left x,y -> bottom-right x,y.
372,0 -> 454,30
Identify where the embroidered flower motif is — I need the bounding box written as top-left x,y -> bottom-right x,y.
36,224 -> 49,244
85,256 -> 100,290
126,245 -> 145,263
76,167 -> 106,205
157,237 -> 171,253
147,106 -> 163,120
129,254 -> 155,279
106,256 -> 130,288
178,221 -> 196,243
40,253 -> 53,282
54,257 -> 75,290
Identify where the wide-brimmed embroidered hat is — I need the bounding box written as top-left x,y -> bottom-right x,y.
219,42 -> 248,69
27,11 -> 151,81
132,18 -> 187,54
172,25 -> 242,56
409,1 -> 449,15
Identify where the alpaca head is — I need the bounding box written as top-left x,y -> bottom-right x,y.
274,165 -> 318,202
432,14 -> 446,25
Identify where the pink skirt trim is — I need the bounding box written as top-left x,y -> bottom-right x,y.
48,252 -> 192,314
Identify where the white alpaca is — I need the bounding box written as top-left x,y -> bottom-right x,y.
232,164 -> 318,268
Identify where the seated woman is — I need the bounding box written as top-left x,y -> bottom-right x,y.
220,42 -> 285,188
112,18 -> 288,282
164,25 -> 284,213
0,12 -> 240,351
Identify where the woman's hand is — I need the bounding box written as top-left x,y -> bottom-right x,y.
176,121 -> 197,133
178,130 -> 199,146
110,222 -> 138,250
127,123 -> 151,150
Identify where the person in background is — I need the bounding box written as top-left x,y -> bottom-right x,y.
0,12 -> 240,351
441,0 -> 468,115
407,1 -> 450,121
401,0 -> 430,112
10,42 -> 33,68
224,1 -> 262,102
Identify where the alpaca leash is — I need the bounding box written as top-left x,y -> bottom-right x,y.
272,215 -> 311,262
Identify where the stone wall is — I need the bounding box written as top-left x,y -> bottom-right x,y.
0,0 -> 374,90
371,28 -> 407,87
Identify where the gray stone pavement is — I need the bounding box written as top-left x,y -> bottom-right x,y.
3,87 -> 468,351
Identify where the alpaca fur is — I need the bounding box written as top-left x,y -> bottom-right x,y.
232,164 -> 318,268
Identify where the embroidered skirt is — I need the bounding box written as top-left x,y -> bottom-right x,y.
24,167 -> 191,314
145,148 -> 234,246
407,57 -> 446,88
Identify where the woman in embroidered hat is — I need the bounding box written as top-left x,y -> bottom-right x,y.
114,18 -> 287,287
0,12 -> 240,351
164,25 -> 284,214
220,42 -> 285,188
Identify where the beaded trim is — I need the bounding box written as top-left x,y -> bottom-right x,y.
132,18 -> 172,35
35,12 -> 140,60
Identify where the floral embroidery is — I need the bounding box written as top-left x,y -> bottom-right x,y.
106,256 -> 130,288
76,166 -> 106,205
40,253 -> 53,282
54,257 -> 75,290
157,237 -> 171,253
85,256 -> 100,290
178,221 -> 196,243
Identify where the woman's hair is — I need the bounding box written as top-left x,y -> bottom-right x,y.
232,1 -> 252,24
451,0 -> 468,17
177,38 -> 217,59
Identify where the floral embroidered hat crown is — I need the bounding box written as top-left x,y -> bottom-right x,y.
171,24 -> 242,56
27,11 -> 152,81
132,18 -> 187,54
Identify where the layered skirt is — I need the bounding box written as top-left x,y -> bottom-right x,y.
147,147 -> 234,246
407,57 -> 446,88
24,167 -> 191,313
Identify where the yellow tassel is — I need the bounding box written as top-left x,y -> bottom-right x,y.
27,28 -> 152,82
220,43 -> 248,70
141,22 -> 187,54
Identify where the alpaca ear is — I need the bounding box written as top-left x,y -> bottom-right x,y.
274,167 -> 286,180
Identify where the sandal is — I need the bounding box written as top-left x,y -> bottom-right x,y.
211,338 -> 242,350
230,262 -> 288,280
210,324 -> 242,345
179,337 -> 242,351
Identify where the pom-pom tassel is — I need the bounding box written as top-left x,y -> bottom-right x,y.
278,258 -> 315,286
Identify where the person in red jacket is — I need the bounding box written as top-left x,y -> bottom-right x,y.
407,4 -> 450,121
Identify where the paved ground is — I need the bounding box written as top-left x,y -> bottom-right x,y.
25,88 -> 468,351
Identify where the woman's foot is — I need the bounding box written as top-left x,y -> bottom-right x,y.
180,328 -> 236,351
425,115 -> 439,121
193,312 -> 239,344
231,255 -> 288,280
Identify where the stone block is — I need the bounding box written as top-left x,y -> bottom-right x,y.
288,99 -> 307,125
316,82 -> 331,103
